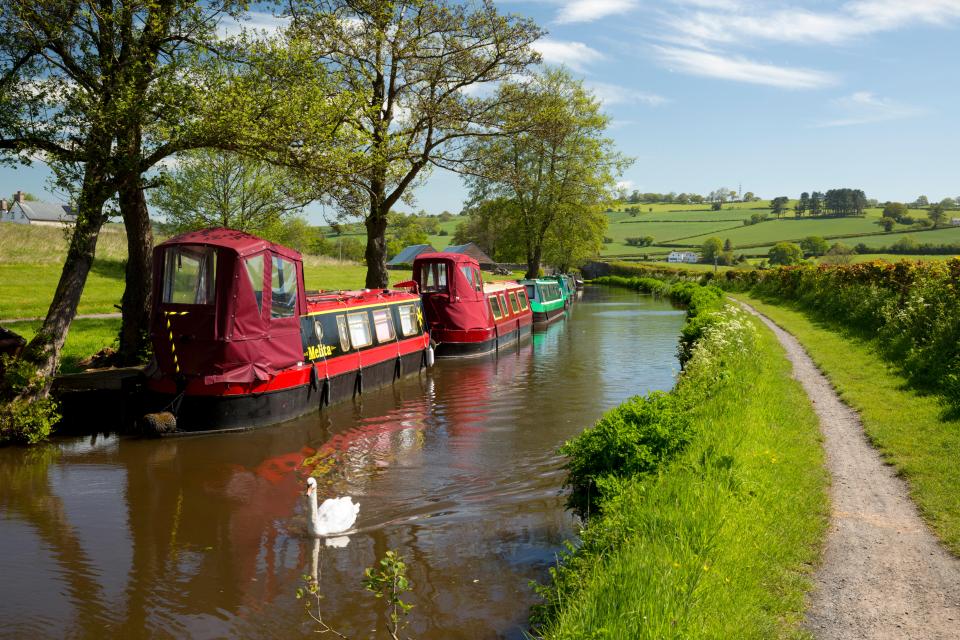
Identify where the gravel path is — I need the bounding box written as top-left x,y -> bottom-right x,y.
739,301 -> 960,640
1,312 -> 121,324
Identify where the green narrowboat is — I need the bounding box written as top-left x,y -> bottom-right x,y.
546,274 -> 576,307
520,279 -> 566,325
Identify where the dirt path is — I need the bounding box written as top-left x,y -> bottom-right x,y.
739,301 -> 960,640
1,312 -> 121,324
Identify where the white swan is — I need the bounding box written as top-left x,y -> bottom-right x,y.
304,477 -> 359,537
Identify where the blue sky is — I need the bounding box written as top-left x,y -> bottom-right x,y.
4,0 -> 959,222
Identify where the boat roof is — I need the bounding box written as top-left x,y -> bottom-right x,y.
414,251 -> 479,267
305,288 -> 418,313
483,281 -> 523,294
158,227 -> 302,261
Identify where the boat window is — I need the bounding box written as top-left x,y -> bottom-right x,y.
244,254 -> 265,312
336,315 -> 351,351
509,292 -> 520,314
525,284 -> 536,301
489,296 -> 503,320
346,312 -> 373,348
372,308 -> 396,342
271,255 -> 298,318
518,289 -> 529,310
162,245 -> 217,305
473,268 -> 483,292
421,262 -> 448,293
500,294 -> 509,316
312,318 -> 323,342
398,304 -> 419,336
460,266 -> 474,288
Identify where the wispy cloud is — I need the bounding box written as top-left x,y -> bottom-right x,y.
654,46 -> 837,89
219,11 -> 288,39
556,0 -> 640,24
664,0 -> 960,47
532,39 -> 605,72
815,91 -> 927,127
584,81 -> 669,106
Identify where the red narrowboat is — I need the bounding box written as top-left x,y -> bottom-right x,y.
411,252 -> 533,357
145,228 -> 431,434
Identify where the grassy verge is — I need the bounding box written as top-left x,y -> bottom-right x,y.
5,318 -> 121,374
534,298 -> 828,638
731,293 -> 960,555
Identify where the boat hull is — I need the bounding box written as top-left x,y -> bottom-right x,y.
533,306 -> 566,325
146,349 -> 427,434
434,322 -> 532,357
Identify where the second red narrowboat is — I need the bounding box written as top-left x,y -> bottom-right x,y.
145,228 -> 431,434
411,252 -> 533,357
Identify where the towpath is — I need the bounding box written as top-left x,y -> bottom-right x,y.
1,312 -> 121,324
738,300 -> 960,640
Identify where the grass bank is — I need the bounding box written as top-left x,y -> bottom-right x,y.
5,318 -> 121,374
730,293 -> 960,555
533,286 -> 828,638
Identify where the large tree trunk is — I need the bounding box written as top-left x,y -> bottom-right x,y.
364,202 -> 390,289
19,168 -> 112,396
116,179 -> 153,365
525,243 -> 542,280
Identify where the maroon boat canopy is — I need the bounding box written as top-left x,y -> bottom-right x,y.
151,228 -> 306,385
413,252 -> 491,331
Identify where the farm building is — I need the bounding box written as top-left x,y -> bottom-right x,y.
387,243 -> 436,268
443,242 -> 496,270
667,251 -> 700,264
0,191 -> 76,227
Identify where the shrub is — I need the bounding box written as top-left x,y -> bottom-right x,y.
0,355 -> 60,445
560,392 -> 691,515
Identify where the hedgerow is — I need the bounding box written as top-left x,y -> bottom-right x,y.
722,259 -> 960,407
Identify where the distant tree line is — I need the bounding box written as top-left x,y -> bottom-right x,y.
622,187 -> 762,206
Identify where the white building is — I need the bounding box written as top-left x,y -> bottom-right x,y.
667,251 -> 700,264
0,191 -> 76,227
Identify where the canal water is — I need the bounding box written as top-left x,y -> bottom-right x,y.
0,286 -> 685,639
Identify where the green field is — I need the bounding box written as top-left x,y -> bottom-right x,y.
596,201 -> 960,261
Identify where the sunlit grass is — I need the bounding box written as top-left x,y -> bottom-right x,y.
538,311 -> 828,639
6,318 -> 121,374
732,293 -> 960,555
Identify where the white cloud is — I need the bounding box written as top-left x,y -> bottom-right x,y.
664,0 -> 960,47
219,11 -> 288,39
556,0 -> 640,24
532,39 -> 605,72
584,81 -> 669,106
655,45 -> 837,89
815,91 -> 927,127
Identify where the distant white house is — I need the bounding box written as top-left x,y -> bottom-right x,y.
0,191 -> 76,227
667,251 -> 700,264
951,218 -> 960,227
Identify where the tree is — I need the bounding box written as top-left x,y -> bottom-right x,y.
929,203 -> 947,227
286,0 -> 541,288
151,150 -> 312,236
768,242 -> 803,265
461,69 -> 628,278
795,192 -> 809,217
742,191 -> 755,202
770,196 -> 789,218
0,0 -> 262,390
701,237 -> 724,263
386,212 -> 429,258
883,202 -> 909,222
723,238 -> 733,252
878,217 -> 895,232
711,201 -> 722,211
810,191 -> 824,216
453,197 -> 525,263
915,195 -> 929,207
940,198 -> 957,210
800,236 -> 829,256
544,204 -> 607,273
438,211 -> 454,222
823,242 -> 854,265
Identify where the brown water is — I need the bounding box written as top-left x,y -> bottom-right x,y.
0,286 -> 685,639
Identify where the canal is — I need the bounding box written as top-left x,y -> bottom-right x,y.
0,286 -> 685,639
